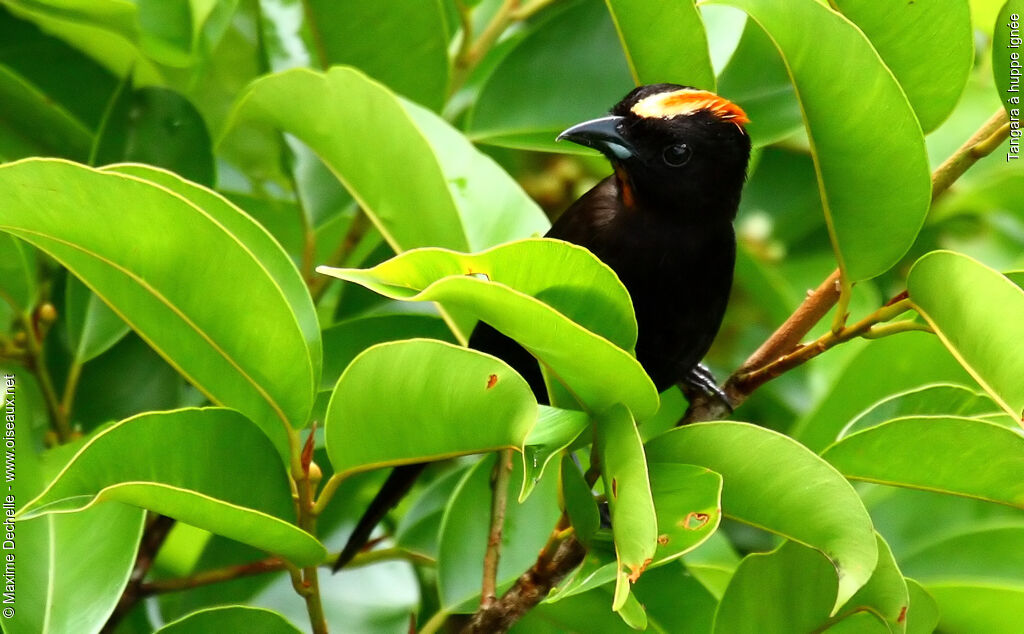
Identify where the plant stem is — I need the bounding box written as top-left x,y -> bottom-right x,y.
142,557 -> 286,595
309,210 -> 370,303
732,299 -> 913,395
450,0 -> 558,95
60,360 -> 83,426
480,450 -> 514,610
102,515 -> 176,632
295,451 -> 328,633
931,108 -> 1011,203
19,310 -> 68,441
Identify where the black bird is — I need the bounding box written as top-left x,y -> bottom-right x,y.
333,84 -> 751,571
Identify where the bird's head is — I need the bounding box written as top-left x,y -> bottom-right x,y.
557,84 -> 751,219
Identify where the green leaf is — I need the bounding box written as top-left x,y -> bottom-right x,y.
646,421 -> 877,607
93,86 -> 215,186
841,383 -> 1002,437
908,250 -> 1024,421
17,408 -> 326,567
824,416 -> 1024,508
522,406 -> 590,500
0,234 -> 36,312
837,534 -> 909,634
321,313 -> 455,389
0,63 -> 92,161
10,504 -> 145,634
324,340 -> 537,477
466,0 -> 633,153
605,0 -> 716,90
3,1 -> 164,83
596,404 -> 657,604
715,17 -> 801,147
225,66 -> 548,253
901,526 -> 1024,632
155,606 -> 302,634
905,579 -> 941,634
902,525 -> 1024,586
0,158 -> 320,460
647,463 -> 722,564
994,0 -> 1024,117
437,452 -> 562,611
927,585 -> 1024,634
793,331 -> 974,452
303,0 -> 450,111
319,239 -> 658,418
4,369 -> 146,634
711,0 -> 931,281
562,456 -> 601,547
65,274 -> 129,364
832,0 -> 973,132
713,541 -> 838,634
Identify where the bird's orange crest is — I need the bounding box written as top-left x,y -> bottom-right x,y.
631,89 -> 749,127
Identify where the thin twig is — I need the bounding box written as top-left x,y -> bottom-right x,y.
102,515 -> 176,632
19,309 -> 67,441
463,515 -> 583,633
931,109 -> 1011,204
480,450 -> 514,610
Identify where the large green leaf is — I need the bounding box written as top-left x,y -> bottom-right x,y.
713,541 -> 839,633
521,406 -> 590,500
437,452 -> 562,612
994,0 -> 1024,118
3,369 -> 145,634
64,274 -> 129,364
324,340 -> 537,477
605,0 -> 716,90
908,250 -> 1024,421
711,0 -> 931,281
824,416 -> 1024,508
841,383 -> 1003,437
793,332 -> 974,452
0,63 -> 91,161
303,0 -> 450,111
319,240 -> 659,419
901,526 -> 1024,632
224,66 -> 548,254
465,0 -> 633,153
17,408 -> 326,567
155,606 -> 302,634
645,421 -> 877,607
0,234 -> 36,313
836,534 -> 909,634
905,579 -> 941,634
93,86 -> 215,186
832,0 -> 973,132
0,159 -> 320,460
320,313 -> 455,389
595,404 -> 657,607
714,17 -> 801,147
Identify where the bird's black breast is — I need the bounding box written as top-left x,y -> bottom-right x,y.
470,175 -> 735,398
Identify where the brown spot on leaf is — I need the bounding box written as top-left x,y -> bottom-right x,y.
657,534 -> 669,545
627,558 -> 652,583
679,512 -> 710,531
487,374 -> 498,389
897,606 -> 907,623
611,478 -> 618,498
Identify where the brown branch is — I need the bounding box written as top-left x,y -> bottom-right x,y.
141,557 -> 286,595
480,450 -> 514,610
930,108 -> 1011,204
462,519 -> 584,633
102,515 -> 176,632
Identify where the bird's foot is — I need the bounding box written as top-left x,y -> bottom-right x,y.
678,364 -> 733,418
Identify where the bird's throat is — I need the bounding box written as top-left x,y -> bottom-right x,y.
613,165 -> 636,211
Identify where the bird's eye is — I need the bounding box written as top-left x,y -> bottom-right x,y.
662,143 -> 692,167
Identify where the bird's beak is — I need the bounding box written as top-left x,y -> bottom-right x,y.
557,115 -> 634,160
